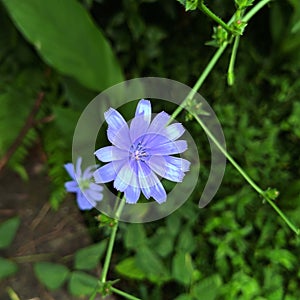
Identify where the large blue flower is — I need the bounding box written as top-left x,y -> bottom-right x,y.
64,157 -> 103,210
94,99 -> 190,204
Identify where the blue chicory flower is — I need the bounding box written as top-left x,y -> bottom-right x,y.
93,99 -> 190,204
64,157 -> 103,210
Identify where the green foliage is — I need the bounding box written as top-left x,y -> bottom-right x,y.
115,257 -> 146,280
0,217 -> 20,249
1,0 -> 300,299
74,241 -> 107,270
0,258 -> 18,280
2,0 -> 124,91
68,271 -> 98,296
34,262 -> 70,290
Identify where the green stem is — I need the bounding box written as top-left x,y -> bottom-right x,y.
242,0 -> 272,23
111,287 -> 142,300
193,114 -> 264,195
169,42 -> 228,123
198,0 -> 236,35
227,34 -> 240,86
6,287 -> 20,300
193,114 -> 299,235
100,197 -> 125,283
263,197 -> 300,235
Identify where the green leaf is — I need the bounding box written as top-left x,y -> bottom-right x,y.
34,262 -> 70,290
2,0 -> 124,91
0,257 -> 18,280
191,275 -> 222,300
172,251 -> 194,285
136,246 -> 170,283
115,257 -> 146,280
124,224 -> 147,250
68,271 -> 98,296
74,241 -> 107,270
177,227 -> 196,253
0,217 -> 20,249
174,294 -> 194,300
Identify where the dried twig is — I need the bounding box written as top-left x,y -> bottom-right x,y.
0,92 -> 45,173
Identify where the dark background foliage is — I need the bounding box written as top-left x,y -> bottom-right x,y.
0,0 -> 300,299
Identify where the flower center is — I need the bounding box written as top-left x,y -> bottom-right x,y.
78,178 -> 90,190
130,141 -> 149,161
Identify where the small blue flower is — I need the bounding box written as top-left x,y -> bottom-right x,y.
64,157 -> 103,210
94,99 -> 190,204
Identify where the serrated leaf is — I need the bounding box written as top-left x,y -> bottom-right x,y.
74,241 -> 107,270
0,217 -> 20,249
192,275 -> 222,300
68,271 -> 98,296
2,0 -> 124,91
0,257 -> 18,280
34,262 -> 70,290
115,257 -> 146,280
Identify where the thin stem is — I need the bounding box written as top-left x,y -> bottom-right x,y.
227,34 -> 240,86
198,0 -> 236,35
263,197 -> 300,235
193,115 -> 264,195
111,287 -> 142,300
6,287 -> 20,300
193,113 -> 299,235
100,197 -> 125,283
242,0 -> 272,23
169,43 -> 228,123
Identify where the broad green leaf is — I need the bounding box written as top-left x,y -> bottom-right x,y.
34,262 -> 70,290
68,271 -> 98,296
174,294 -> 193,300
2,0 -> 124,91
177,227 -> 196,253
115,257 -> 146,280
124,224 -> 146,250
191,275 -> 222,300
150,230 -> 174,257
74,241 -> 107,270
0,217 -> 20,249
136,246 -> 170,283
166,213 -> 181,236
0,257 -> 18,280
172,251 -> 194,285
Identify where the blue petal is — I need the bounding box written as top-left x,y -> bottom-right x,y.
83,165 -> 97,179
105,108 -> 127,131
147,156 -> 185,182
107,124 -> 131,150
148,140 -> 188,155
114,163 -> 134,192
124,185 -> 141,204
93,162 -> 119,183
105,108 -> 131,150
164,156 -> 190,172
137,161 -> 160,199
65,180 -> 79,192
75,157 -> 82,177
95,146 -> 128,162
162,123 -> 185,140
130,114 -> 150,143
85,189 -> 103,202
64,163 -> 75,180
135,99 -> 151,124
149,181 -> 167,204
90,182 -> 104,192
76,191 -> 93,210
147,111 -> 170,134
